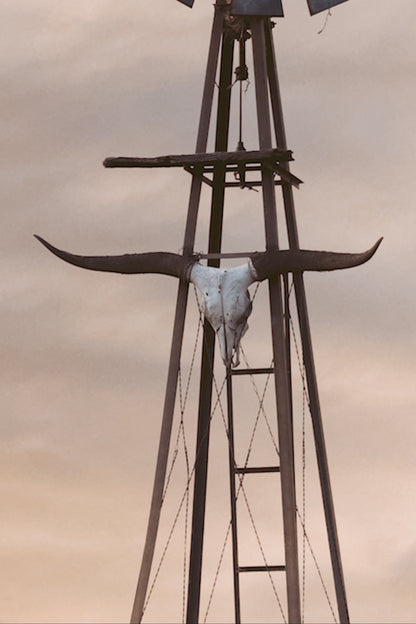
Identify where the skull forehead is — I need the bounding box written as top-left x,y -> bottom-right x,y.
191,264 -> 253,325
190,263 -> 253,295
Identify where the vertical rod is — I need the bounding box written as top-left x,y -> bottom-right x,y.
186,24 -> 235,624
186,317 -> 215,624
130,8 -> 224,623
226,369 -> 242,624
284,273 -> 293,426
184,3 -> 226,250
264,20 -> 349,624
250,17 -> 301,624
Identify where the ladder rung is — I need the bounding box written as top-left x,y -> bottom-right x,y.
234,466 -> 280,474
231,367 -> 274,376
238,565 -> 285,573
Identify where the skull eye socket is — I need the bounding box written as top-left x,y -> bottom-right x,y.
232,301 -> 252,325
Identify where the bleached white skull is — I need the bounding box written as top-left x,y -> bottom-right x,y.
190,263 -> 256,367
35,235 -> 382,368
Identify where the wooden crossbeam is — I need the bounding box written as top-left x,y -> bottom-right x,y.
103,147 -> 292,169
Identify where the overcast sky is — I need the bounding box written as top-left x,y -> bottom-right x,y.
1,1 -> 416,623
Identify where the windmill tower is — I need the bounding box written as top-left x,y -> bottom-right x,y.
130,2 -> 350,622
36,0 -> 381,622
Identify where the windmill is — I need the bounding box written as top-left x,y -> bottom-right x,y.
36,0 -> 380,622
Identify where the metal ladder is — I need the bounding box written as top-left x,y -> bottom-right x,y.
226,364 -> 287,624
224,263 -> 295,623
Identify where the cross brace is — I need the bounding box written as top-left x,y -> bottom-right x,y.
104,150 -> 303,189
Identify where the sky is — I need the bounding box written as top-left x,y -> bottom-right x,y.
1,1 -> 416,622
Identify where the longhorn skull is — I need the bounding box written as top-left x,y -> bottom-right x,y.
35,235 -> 382,367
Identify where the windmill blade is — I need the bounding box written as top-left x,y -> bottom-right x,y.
307,0 -> 349,15
176,0 -> 195,7
231,0 -> 284,16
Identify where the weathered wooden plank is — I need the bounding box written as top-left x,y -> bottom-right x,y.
103,147 -> 292,169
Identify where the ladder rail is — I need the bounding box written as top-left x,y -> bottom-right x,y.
226,370 -> 242,624
226,364 -> 289,623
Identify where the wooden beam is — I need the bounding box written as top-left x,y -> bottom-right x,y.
103,147 -> 292,169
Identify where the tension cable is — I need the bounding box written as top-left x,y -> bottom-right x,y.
142,369 -> 227,620
287,278 -> 337,623
142,300 -> 230,621
204,351 -> 286,622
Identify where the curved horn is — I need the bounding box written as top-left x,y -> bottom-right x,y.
250,238 -> 383,281
34,235 -> 196,281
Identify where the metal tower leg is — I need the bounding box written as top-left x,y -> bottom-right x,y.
250,17 -> 301,624
264,19 -> 350,624
186,21 -> 235,624
130,7 -> 224,623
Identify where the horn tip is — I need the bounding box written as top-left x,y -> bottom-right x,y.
34,234 -> 47,245
372,237 -> 383,254
34,234 -> 55,253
